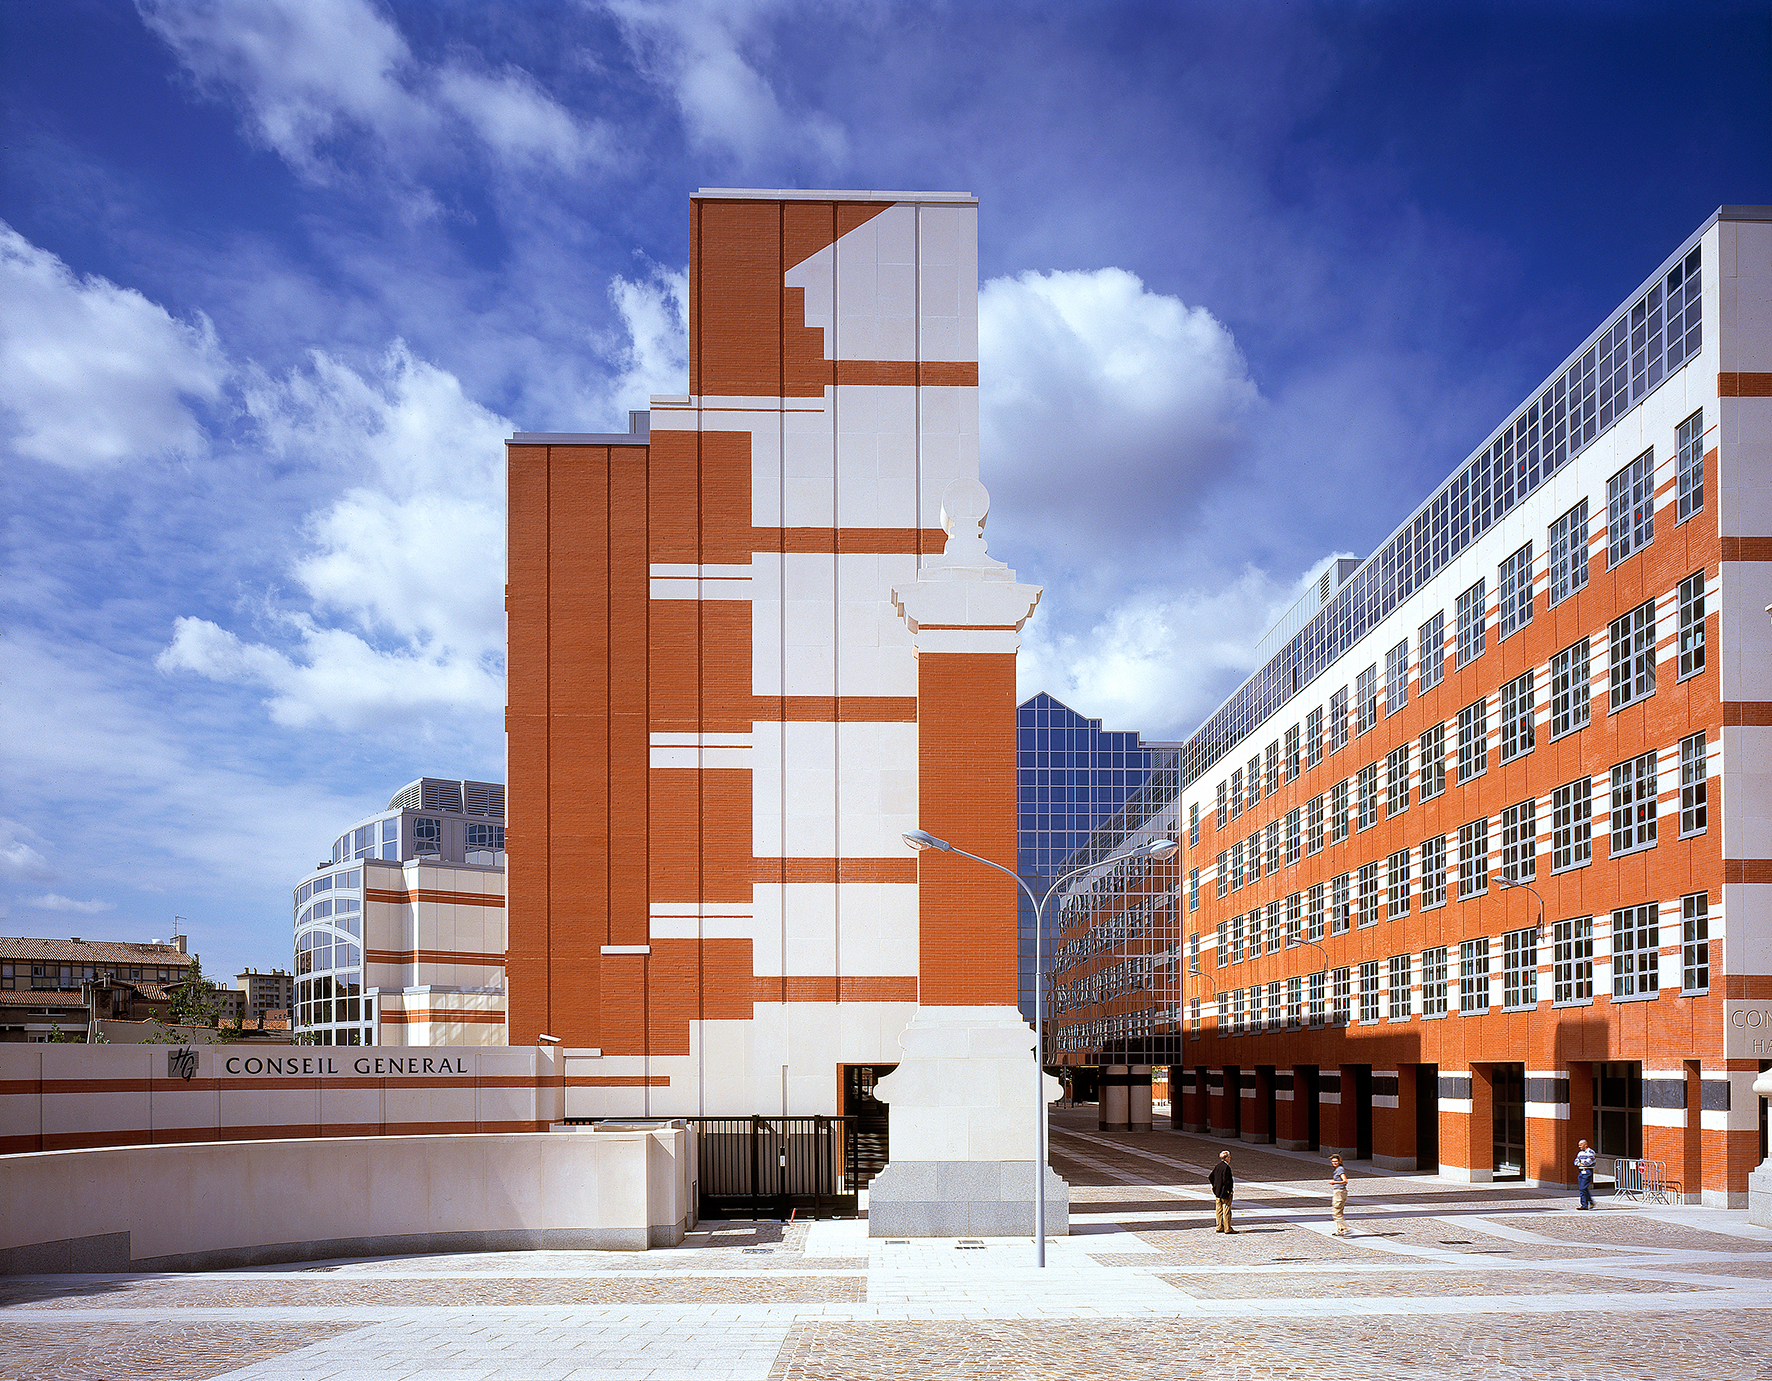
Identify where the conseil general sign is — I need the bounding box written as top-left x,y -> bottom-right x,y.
1723,1002 -> 1772,1059
215,1053 -> 475,1076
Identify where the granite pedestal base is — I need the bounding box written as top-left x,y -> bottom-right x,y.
866,1161 -> 1070,1237
1750,1162 -> 1772,1228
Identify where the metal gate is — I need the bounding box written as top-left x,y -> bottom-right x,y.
1614,1157 -> 1677,1204
686,1116 -> 857,1221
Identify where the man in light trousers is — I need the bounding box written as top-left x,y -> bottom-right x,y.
1329,1154 -> 1349,1235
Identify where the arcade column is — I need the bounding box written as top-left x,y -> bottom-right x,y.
869,480 -> 1068,1238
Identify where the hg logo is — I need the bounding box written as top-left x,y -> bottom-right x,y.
167,1048 -> 198,1082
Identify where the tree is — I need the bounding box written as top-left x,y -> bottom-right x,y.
167,955 -> 223,1029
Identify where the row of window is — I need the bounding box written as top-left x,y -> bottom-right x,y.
0,962 -> 183,991
1200,564 -> 1706,853
1197,892 -> 1711,1035
1171,249 -> 1703,802
1193,733 -> 1705,932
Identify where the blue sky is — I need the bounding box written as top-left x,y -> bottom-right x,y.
3,0 -> 1768,979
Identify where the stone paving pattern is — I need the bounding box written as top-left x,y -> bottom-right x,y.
1,1111 -> 1768,1380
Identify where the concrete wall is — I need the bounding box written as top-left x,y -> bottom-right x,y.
0,1044 -> 565,1153
0,1126 -> 692,1273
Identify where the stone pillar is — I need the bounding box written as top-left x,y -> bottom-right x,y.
1177,1066 -> 1207,1133
1318,1068 -> 1356,1159
1371,1067 -> 1416,1171
1241,1068 -> 1271,1145
1128,1066 -> 1153,1133
1100,1066 -> 1130,1131
1440,1066 -> 1494,1183
1749,1068 -> 1772,1226
1208,1067 -> 1239,1139
869,480 -> 1066,1239
1273,1068 -> 1308,1150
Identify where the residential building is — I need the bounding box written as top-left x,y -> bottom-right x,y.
1053,205 -> 1772,1207
0,936 -> 194,1043
1015,693 -> 1168,1023
293,778 -> 507,1046
236,968 -> 294,1022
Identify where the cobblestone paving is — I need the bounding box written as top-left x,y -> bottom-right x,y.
0,1273 -> 864,1309
1154,1270 -> 1713,1297
764,1313 -> 1772,1380
0,1320 -> 358,1381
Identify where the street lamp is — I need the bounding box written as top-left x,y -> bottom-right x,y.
1495,874 -> 1547,942
901,827 -> 1179,1265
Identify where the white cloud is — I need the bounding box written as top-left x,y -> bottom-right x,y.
0,819 -> 57,883
604,0 -> 845,164
0,224 -> 226,469
138,0 -> 607,178
603,266 -> 689,405
979,267 -> 1258,561
22,893 -> 116,915
1017,555 -> 1346,740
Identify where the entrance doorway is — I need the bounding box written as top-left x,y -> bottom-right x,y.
1592,1061 -> 1643,1163
1223,1065 -> 1242,1137
1415,1064 -> 1440,1171
1295,1066 -> 1320,1151
1257,1065 -> 1277,1145
841,1064 -> 896,1191
1491,1063 -> 1525,1180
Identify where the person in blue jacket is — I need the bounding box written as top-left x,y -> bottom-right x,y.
1574,1139 -> 1597,1209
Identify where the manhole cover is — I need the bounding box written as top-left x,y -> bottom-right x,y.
742,1248 -> 773,1254
1438,1240 -> 1471,1245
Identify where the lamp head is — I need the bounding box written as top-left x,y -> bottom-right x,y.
1138,839 -> 1180,861
901,829 -> 952,853
537,1033 -> 562,1044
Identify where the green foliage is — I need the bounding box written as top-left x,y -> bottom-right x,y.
47,1022 -> 68,1043
167,954 -> 223,1028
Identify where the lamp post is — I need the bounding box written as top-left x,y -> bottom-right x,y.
1494,875 -> 1547,943
901,827 -> 1179,1266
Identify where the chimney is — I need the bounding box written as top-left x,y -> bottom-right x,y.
175,936 -> 188,954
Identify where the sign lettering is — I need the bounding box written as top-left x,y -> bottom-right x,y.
219,1054 -> 471,1076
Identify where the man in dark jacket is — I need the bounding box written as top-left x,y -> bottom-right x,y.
1209,1149 -> 1236,1233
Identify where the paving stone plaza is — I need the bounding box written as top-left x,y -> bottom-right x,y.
5,1110 -> 1770,1381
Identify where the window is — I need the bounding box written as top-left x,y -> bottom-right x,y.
1553,916 -> 1594,1004
1188,802 -> 1200,848
1360,961 -> 1381,1023
1676,409 -> 1704,522
1230,914 -> 1245,964
413,817 -> 441,852
1549,638 -> 1591,739
1287,975 -> 1303,1028
1420,724 -> 1446,799
1499,542 -> 1534,639
1329,686 -> 1349,753
1422,947 -> 1449,1017
1388,954 -> 1411,1020
1189,868 -> 1200,912
1680,733 -> 1708,836
1609,752 -> 1658,856
1285,724 -> 1301,782
1214,991 -> 1228,1028
1611,903 -> 1660,998
1230,841 -> 1245,891
1459,937 -> 1490,1013
1331,873 -> 1352,935
1265,740 -> 1281,797
1356,762 -> 1379,830
1306,795 -> 1324,855
1286,891 -> 1302,946
1309,970 -> 1326,1025
1456,579 -> 1487,668
1385,639 -> 1409,716
1358,861 -> 1380,926
1247,756 -> 1263,813
1285,808 -> 1301,865
1233,988 -> 1247,1033
1608,448 -> 1655,566
1268,902 -> 1286,957
1332,966 -> 1352,1025
1418,611 -> 1446,692
1307,882 -> 1326,942
1608,600 -> 1657,711
1216,921 -> 1228,968
466,823 -> 503,850
1249,832 -> 1264,881
1190,931 -> 1201,975
1355,665 -> 1378,736
1681,893 -> 1709,993
1265,822 -> 1280,877
1551,778 -> 1593,872
1458,818 -> 1489,898
1457,699 -> 1489,783
1500,671 -> 1535,763
1230,768 -> 1244,821
1386,743 -> 1410,817
1678,571 -> 1706,679
1320,782 -> 1349,848
1386,849 -> 1411,920
1503,929 -> 1537,1010
1500,799 -> 1537,884
1215,851 -> 1228,899
1421,836 -> 1448,909
1306,706 -> 1324,769
1216,781 -> 1229,829
1190,996 -> 1201,1033
1549,500 -> 1589,605
1267,980 -> 1283,1031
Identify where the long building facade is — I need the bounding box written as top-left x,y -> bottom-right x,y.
1053,205 -> 1772,1206
506,190 -> 1035,1126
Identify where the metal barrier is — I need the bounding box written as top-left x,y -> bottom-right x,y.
685,1116 -> 857,1221
1613,1157 -> 1678,1205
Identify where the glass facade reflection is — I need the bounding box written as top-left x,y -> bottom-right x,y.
1016,693 -> 1167,1025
